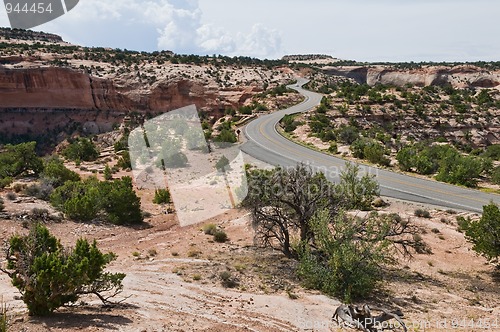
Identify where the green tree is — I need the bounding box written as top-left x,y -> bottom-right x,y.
281,114 -> 299,133
41,156 -> 80,187
51,177 -> 143,225
336,163 -> 380,210
492,166 -> 500,185
62,138 -> 99,162
465,203 -> 500,264
0,223 -> 124,316
153,188 -> 171,204
117,151 -> 132,170
103,164 -> 112,181
483,144 -> 500,161
244,164 -> 337,258
216,129 -> 237,143
51,179 -> 101,221
396,146 -> 417,172
435,150 -> 483,187
100,177 -> 143,225
296,210 -> 425,302
351,139 -> 390,166
336,126 -> 359,144
0,142 -> 43,188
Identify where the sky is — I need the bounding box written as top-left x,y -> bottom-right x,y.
1,0 -> 499,62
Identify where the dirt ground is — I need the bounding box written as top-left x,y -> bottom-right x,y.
1,185 -> 500,332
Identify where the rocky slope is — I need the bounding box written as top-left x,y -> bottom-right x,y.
324,65 -> 500,88
0,28 -> 293,141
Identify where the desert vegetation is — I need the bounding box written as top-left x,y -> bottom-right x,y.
0,223 -> 124,316
244,163 -> 427,301
1,27 -> 500,332
287,80 -> 500,189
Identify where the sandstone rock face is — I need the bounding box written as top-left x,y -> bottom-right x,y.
0,66 -> 262,137
324,65 -> 500,88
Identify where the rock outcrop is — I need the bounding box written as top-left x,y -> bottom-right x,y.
0,66 -> 271,138
324,65 -> 500,88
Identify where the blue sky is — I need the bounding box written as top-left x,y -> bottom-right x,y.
1,0 -> 499,62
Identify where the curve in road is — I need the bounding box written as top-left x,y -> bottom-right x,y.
241,78 -> 500,213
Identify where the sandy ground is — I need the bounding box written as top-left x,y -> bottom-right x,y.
1,152 -> 500,332
1,187 -> 500,332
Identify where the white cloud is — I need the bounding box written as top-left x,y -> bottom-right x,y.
0,0 -> 282,58
152,0 -> 282,57
238,24 -> 282,59
196,24 -> 236,54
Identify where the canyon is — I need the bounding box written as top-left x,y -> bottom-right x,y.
324,64 -> 500,88
0,29 -> 293,142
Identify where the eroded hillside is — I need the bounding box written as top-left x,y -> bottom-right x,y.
0,28 -> 294,145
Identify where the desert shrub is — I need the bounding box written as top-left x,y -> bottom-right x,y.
351,138 -> 390,166
113,138 -> 128,152
12,183 -> 26,193
41,157 -> 80,187
23,181 -> 54,201
482,144 -> 500,161
414,209 -> 431,218
398,144 -> 486,186
0,142 -> 43,188
213,230 -> 228,243
0,198 -> 4,212
328,141 -> 338,154
0,223 -> 125,316
96,177 -> 143,225
492,166 -> 500,185
5,192 -> 16,201
336,163 -> 380,211
456,216 -> 471,233
50,177 -> 142,225
51,179 -> 100,221
153,188 -> 171,204
215,129 -> 237,144
117,151 -> 131,170
464,204 -> 500,264
336,126 -> 359,144
62,138 -> 99,162
103,165 -> 112,181
0,298 -> 7,332
30,208 -> 49,220
219,271 -> 238,288
202,223 -> 217,235
281,114 -> 300,132
435,150 -> 483,187
0,178 -> 12,189
296,210 -> 424,302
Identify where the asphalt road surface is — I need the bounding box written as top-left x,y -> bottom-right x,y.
241,78 -> 500,213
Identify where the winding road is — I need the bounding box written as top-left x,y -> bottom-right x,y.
241,78 -> 500,213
